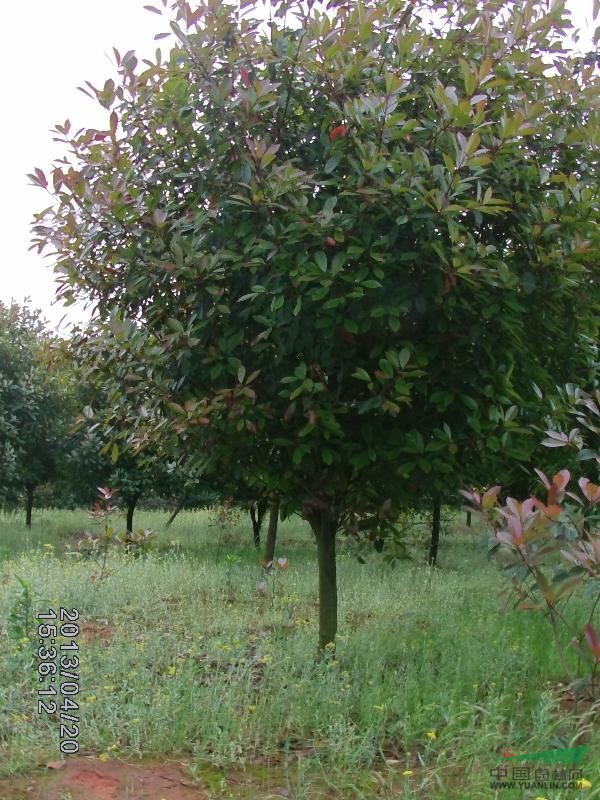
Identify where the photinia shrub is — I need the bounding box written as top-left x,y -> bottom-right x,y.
462,471 -> 600,700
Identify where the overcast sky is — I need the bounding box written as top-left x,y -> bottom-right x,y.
0,1 -> 596,332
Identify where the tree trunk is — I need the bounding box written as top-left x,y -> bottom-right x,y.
25,484 -> 34,529
250,498 -> 267,548
466,510 -> 472,527
126,494 -> 139,534
166,494 -> 187,527
428,494 -> 441,567
312,512 -> 338,652
263,497 -> 280,563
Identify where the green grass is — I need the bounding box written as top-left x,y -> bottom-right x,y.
1,507 -> 599,798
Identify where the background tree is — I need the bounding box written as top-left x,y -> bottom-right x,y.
0,302 -> 73,526
33,0 -> 600,648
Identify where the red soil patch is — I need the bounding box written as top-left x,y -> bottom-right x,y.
0,757 -> 206,800
67,768 -> 120,799
80,621 -> 115,644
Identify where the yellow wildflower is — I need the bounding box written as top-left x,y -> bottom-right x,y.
402,770 -> 413,776
426,730 -> 437,740
576,778 -> 592,789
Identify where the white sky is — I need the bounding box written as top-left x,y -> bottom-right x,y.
0,1 -> 596,333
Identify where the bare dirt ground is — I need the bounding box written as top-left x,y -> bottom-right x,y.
0,757 -> 208,800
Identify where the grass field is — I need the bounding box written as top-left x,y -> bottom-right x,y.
0,507 -> 598,799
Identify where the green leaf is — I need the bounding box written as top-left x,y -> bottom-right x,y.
292,447 -> 304,465
322,449 -> 334,465
315,252 -> 328,272
323,196 -> 337,215
294,363 -> 307,379
324,154 -> 341,173
353,368 -> 371,381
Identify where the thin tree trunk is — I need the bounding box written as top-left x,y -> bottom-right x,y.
250,498 -> 267,548
126,494 -> 139,534
166,494 -> 187,527
466,510 -> 472,527
263,496 -> 280,563
428,494 -> 441,567
25,484 -> 34,528
313,512 -> 338,652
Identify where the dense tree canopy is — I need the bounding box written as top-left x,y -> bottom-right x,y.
32,0 -> 600,646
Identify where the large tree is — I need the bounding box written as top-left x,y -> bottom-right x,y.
32,0 -> 599,647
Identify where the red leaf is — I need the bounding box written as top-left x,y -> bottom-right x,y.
579,477 -> 600,504
459,488 -> 481,508
481,485 -> 501,510
584,624 -> 600,661
188,6 -> 204,25
548,469 -> 570,505
33,167 -> 48,188
240,68 -> 252,88
534,468 -> 550,490
329,124 -> 348,141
